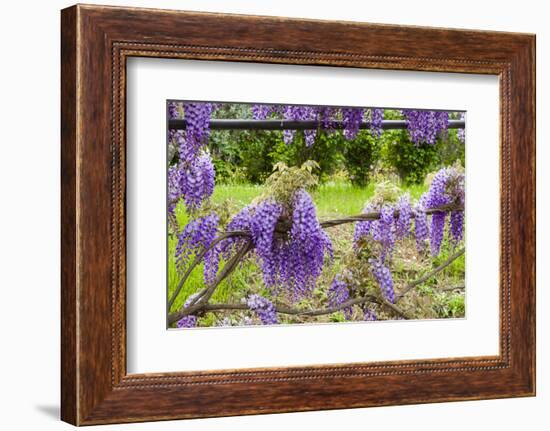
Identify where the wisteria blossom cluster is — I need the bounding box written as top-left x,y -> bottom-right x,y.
420,165 -> 465,256
353,165 -> 464,303
176,293 -> 200,328
328,275 -> 352,318
282,105 -> 318,146
401,109 -> 450,145
246,294 -> 278,325
175,213 -> 220,285
251,103 -> 385,146
168,102 -> 217,213
221,189 -> 333,302
353,199 -> 404,303
354,194 -> 412,260
363,307 -> 377,321
457,112 -> 466,144
368,258 -> 395,303
168,151 -> 215,212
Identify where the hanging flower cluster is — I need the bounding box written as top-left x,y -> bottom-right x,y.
246,294 -> 278,325
413,194 -> 430,253
354,199 -> 400,303
168,102 -> 218,213
421,165 -> 465,255
401,109 -> 449,145
328,274 -> 352,318
176,293 -> 200,328
222,189 -> 333,301
368,258 -> 395,303
369,108 -> 384,138
342,107 -> 365,140
175,213 -> 220,285
251,104 -> 281,120
169,151 -> 215,212
354,194 -> 412,259
353,165 -> 464,302
251,104 -> 385,146
457,112 -> 466,144
363,307 -> 377,321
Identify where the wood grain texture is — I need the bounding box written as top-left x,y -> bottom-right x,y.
60,5 -> 78,425
60,4 -> 536,425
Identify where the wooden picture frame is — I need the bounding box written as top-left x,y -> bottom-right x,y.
61,4 -> 536,425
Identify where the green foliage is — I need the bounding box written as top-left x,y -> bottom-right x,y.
269,131 -> 344,182
433,292 -> 465,318
437,130 -> 466,167
341,130 -> 380,187
211,158 -> 247,185
262,160 -> 320,209
383,130 -> 440,185
235,130 -> 281,184
370,181 -> 403,205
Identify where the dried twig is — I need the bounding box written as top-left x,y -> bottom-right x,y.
168,240 -> 253,324
396,247 -> 465,299
196,294 -> 411,320
167,231 -> 250,310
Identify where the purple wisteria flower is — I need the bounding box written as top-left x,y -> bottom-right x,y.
354,195 -> 413,259
226,190 -> 332,301
429,211 -> 448,256
282,105 -> 318,146
176,293 -> 200,329
181,102 -> 215,163
369,108 -> 384,137
168,101 -> 182,120
169,103 -> 217,213
363,307 -> 377,321
342,107 -> 365,140
328,275 -> 352,319
175,212 -> 220,284
177,315 -> 197,328
247,294 -> 278,325
401,109 -> 449,145
420,166 -> 465,255
168,163 -> 183,213
248,105 -> 394,146
286,189 -> 334,299
414,194 -> 430,253
395,194 -> 412,241
318,106 -> 338,132
371,205 -> 396,263
450,210 -> 464,243
251,104 -> 280,120
353,202 -> 377,248
368,258 -> 395,303
457,112 -> 466,143
221,205 -> 254,260
173,151 -> 215,212
250,199 -> 283,288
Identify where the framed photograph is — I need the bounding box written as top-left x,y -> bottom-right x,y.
61,4 -> 536,425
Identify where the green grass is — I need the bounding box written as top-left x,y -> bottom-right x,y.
212,183 -> 265,207
211,180 -> 429,218
312,182 -> 375,217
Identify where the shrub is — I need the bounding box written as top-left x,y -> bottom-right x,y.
341,130 -> 380,187
383,130 -> 440,185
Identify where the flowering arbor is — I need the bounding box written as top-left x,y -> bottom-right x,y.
167,102 -> 465,328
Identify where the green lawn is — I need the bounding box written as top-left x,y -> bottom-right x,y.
211,180 -> 429,218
